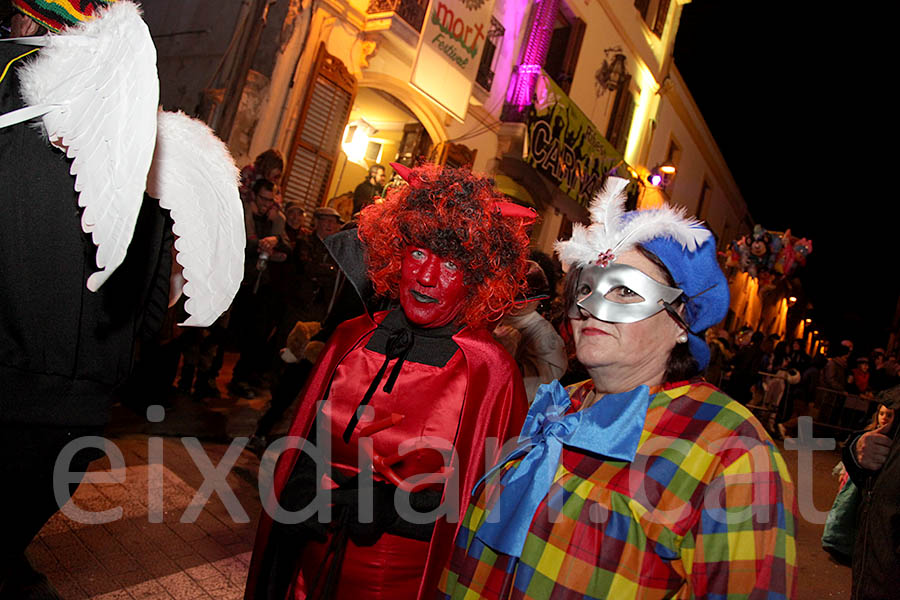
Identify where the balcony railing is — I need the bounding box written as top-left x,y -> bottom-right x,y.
367,0 -> 428,32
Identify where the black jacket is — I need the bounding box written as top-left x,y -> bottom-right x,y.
844,411 -> 900,600
352,178 -> 382,215
0,41 -> 172,428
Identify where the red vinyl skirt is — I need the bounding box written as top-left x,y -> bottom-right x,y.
295,531 -> 430,599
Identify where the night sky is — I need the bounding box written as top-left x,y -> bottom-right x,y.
673,2 -> 889,352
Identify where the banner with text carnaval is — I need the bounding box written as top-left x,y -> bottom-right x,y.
410,0 -> 497,122
524,72 -> 628,207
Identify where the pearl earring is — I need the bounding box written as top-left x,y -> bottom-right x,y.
677,333 -> 688,344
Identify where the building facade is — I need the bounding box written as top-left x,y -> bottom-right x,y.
144,0 -> 783,335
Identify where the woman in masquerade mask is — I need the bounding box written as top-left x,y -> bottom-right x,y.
440,178 -> 797,599
244,164 -> 533,600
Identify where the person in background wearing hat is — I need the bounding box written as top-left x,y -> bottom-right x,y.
440,177 -> 796,599
493,260 -> 567,403
283,201 -> 311,249
312,205 -> 343,237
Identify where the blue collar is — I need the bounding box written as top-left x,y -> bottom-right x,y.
473,380 -> 651,557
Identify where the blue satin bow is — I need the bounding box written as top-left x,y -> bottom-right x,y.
473,380 -> 651,557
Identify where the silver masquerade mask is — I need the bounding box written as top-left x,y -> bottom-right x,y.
568,263 -> 684,324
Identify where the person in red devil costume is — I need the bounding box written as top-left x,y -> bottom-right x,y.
244,163 -> 535,600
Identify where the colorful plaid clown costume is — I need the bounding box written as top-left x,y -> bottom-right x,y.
439,379 -> 797,599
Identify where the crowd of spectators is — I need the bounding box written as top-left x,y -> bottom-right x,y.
121,150 -> 348,411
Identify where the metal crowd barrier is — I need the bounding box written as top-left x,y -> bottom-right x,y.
811,386 -> 878,436
732,372 -> 879,440
744,370 -> 795,434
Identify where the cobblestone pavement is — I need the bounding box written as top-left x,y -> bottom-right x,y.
24,354 -> 853,599
27,352 -> 277,600
30,436 -> 262,600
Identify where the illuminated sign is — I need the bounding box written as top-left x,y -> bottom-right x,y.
410,0 -> 496,121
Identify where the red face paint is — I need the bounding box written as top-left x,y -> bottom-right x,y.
399,246 -> 467,327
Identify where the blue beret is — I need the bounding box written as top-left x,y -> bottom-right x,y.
642,235 -> 729,370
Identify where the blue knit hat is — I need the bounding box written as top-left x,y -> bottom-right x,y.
555,176 -> 730,371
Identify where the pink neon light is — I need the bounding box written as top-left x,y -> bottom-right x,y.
508,0 -> 561,109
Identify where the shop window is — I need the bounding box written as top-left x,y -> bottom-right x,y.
634,0 -> 671,37
543,7 -> 585,94
476,17 -> 505,92
283,44 -> 356,225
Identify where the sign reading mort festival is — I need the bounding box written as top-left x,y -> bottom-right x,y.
410,0 -> 497,121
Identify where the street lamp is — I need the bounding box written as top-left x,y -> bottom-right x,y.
341,118 -> 378,166
647,163 -> 676,187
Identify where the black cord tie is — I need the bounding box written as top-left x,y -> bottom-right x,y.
661,282 -> 721,336
342,327 -> 414,443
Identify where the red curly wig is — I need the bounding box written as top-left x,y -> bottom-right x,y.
357,164 -> 531,328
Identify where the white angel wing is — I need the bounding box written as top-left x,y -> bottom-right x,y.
16,2 -> 159,291
147,110 -> 245,327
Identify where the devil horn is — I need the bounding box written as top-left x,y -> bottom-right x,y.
495,202 -> 537,225
389,162 -> 422,188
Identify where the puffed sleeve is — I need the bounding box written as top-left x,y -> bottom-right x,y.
681,437 -> 797,599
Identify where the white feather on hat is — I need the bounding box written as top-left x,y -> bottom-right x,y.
555,176 -> 712,270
